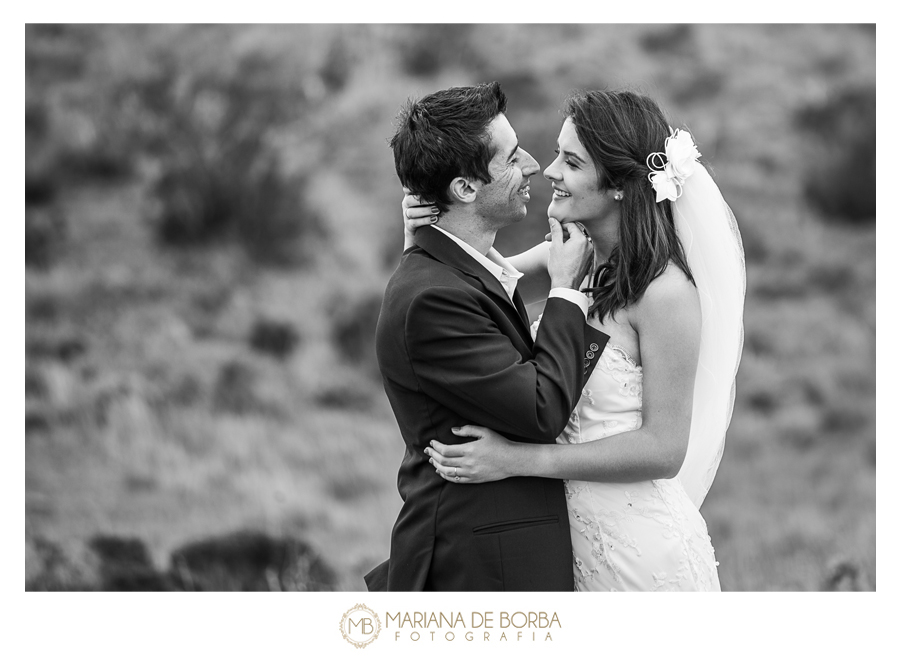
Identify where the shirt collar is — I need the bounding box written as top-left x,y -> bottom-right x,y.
432,225 -> 523,299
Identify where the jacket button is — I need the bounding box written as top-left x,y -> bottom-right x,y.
590,343 -> 599,352
586,350 -> 594,359
584,359 -> 590,367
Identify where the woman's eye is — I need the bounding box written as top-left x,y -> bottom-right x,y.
553,149 -> 576,168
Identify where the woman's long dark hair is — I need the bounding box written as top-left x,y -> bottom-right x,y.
565,90 -> 695,321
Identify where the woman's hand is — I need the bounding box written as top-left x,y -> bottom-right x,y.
401,188 -> 440,251
424,425 -> 519,484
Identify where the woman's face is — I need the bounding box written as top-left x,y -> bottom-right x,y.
543,118 -> 618,225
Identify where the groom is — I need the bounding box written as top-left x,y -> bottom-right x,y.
367,82 -> 608,591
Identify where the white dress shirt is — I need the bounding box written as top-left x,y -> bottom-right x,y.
433,226 -> 588,319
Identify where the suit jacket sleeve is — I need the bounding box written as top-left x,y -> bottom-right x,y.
405,287 -> 608,442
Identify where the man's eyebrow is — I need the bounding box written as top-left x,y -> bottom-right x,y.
506,142 -> 520,162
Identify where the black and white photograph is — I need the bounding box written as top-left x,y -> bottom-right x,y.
20,16 -> 886,654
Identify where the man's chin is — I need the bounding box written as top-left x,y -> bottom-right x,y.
508,205 -> 527,222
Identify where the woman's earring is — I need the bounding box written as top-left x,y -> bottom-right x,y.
614,191 -> 624,202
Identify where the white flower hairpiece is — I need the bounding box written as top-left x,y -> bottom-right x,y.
646,129 -> 701,203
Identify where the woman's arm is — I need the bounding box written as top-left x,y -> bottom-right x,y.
427,267 -> 701,483
508,241 -> 551,305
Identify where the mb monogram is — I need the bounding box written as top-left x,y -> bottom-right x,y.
339,604 -> 382,648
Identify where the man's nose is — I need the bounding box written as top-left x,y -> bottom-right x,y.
521,150 -> 540,177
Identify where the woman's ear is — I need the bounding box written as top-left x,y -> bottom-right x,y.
448,177 -> 479,204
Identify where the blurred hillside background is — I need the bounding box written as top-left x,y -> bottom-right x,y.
25,24 -> 875,591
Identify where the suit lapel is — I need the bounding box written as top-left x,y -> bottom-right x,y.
416,226 -> 532,344
511,288 -> 531,329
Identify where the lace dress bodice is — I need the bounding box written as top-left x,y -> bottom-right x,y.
559,343 -> 643,447
532,314 -> 720,591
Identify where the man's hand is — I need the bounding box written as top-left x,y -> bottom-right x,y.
547,217 -> 593,290
402,187 -> 440,250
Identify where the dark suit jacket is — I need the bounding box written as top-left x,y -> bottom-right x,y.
367,226 -> 608,591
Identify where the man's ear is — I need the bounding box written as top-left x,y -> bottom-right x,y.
447,177 -> 479,205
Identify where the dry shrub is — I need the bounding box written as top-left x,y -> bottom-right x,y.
796,86 -> 875,223
26,536 -> 95,591
396,24 -> 484,78
329,292 -> 383,377
640,25 -> 695,56
120,54 -> 321,266
249,317 -> 300,360
671,68 -> 724,106
319,34 -> 355,93
482,70 -> 547,112
88,535 -> 169,591
160,372 -> 204,409
25,206 -> 67,270
169,531 -> 337,591
30,531 -> 338,591
775,405 -> 822,451
26,329 -> 87,362
313,379 -> 376,412
213,360 -> 268,415
27,26 -> 133,188
328,472 -> 383,503
822,557 -> 870,591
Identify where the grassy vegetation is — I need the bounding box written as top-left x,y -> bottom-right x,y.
25,24 -> 875,591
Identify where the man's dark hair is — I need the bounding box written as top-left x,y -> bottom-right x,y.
390,82 -> 507,213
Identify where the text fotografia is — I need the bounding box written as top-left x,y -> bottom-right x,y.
386,611 -> 561,642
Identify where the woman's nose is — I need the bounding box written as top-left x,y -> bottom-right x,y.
543,162 -> 560,181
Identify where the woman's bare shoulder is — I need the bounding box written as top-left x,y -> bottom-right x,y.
647,263 -> 697,299
632,263 -> 700,328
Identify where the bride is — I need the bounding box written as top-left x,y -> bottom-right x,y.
403,89 -> 745,591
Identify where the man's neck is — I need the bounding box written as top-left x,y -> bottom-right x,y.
433,214 -> 496,255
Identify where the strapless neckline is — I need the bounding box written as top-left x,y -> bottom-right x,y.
606,343 -> 641,371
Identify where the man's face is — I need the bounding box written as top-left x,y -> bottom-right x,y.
474,114 -> 540,227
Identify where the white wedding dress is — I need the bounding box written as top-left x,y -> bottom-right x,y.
533,316 -> 721,592
529,156 -> 740,592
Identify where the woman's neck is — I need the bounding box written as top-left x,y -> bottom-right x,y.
584,220 -> 618,270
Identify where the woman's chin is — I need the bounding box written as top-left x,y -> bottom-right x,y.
547,204 -> 567,221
